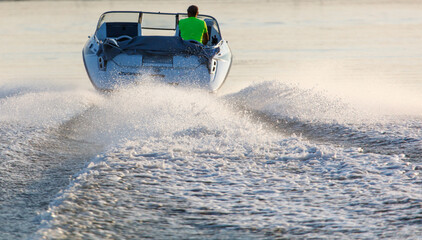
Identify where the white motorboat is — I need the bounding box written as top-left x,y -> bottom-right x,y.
82,11 -> 232,92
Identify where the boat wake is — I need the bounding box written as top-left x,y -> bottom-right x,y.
226,81 -> 422,162
1,81 -> 421,239
31,82 -> 422,239
0,86 -> 103,239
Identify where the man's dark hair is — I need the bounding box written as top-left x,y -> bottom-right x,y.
187,5 -> 198,17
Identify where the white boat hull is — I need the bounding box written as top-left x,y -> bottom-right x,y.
83,27 -> 232,92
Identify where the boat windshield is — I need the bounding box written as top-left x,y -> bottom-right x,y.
178,14 -> 211,23
97,12 -> 177,30
97,12 -> 141,29
96,11 -> 220,37
141,13 -> 177,30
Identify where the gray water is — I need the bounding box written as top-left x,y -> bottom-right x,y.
0,0 -> 421,239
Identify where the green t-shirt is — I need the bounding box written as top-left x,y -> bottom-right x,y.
178,17 -> 208,43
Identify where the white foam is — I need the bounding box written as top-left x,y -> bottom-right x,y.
34,84 -> 421,239
0,87 -> 102,128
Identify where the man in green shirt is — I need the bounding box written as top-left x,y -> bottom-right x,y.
178,5 -> 209,45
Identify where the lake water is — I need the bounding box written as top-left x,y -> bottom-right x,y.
0,0 -> 421,239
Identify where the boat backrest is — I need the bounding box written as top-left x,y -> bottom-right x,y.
96,22 -> 142,41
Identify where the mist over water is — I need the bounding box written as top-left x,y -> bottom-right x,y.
1,0 -> 422,239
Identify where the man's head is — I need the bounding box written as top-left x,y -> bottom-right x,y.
187,5 -> 199,17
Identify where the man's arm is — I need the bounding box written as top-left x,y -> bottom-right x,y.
202,32 -> 209,45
